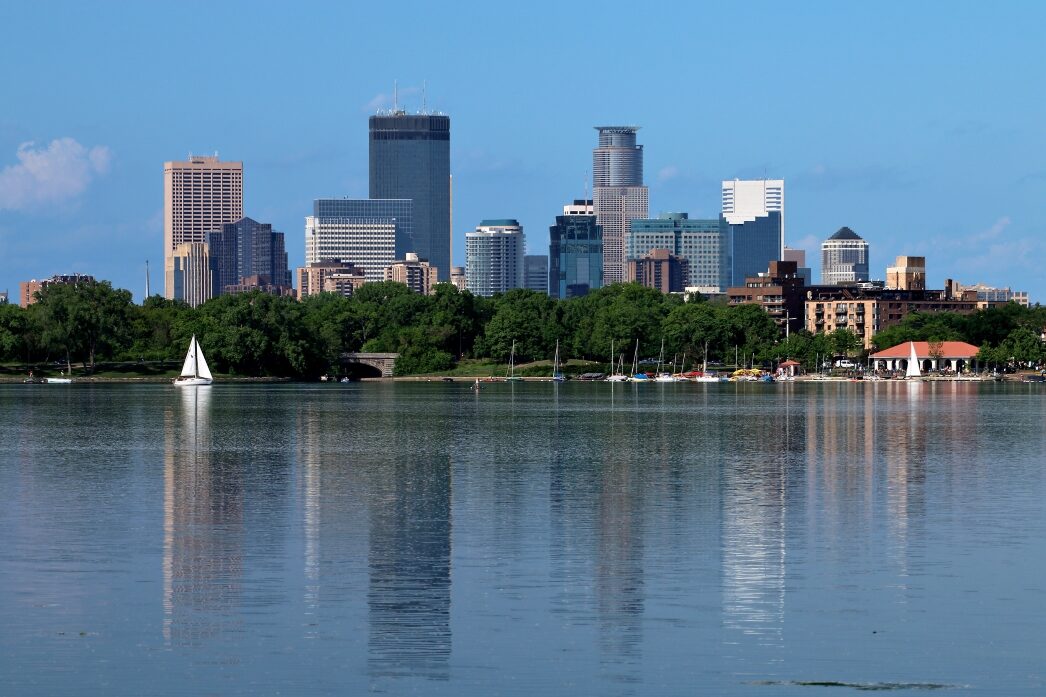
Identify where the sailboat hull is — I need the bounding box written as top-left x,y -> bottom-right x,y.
174,377 -> 213,386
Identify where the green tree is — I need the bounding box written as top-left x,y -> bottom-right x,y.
33,280 -> 134,371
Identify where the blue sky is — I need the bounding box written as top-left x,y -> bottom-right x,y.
1,1 -> 1044,301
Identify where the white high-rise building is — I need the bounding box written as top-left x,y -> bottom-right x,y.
722,178 -> 784,227
465,219 -> 524,297
304,199 -> 411,282
821,227 -> 869,285
163,155 -> 243,300
593,127 -> 648,285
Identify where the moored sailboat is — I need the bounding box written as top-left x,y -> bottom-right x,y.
552,340 -> 566,382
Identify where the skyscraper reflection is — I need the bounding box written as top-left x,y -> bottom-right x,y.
162,387 -> 244,647
366,454 -> 452,679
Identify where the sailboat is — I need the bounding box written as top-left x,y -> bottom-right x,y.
174,335 -> 213,386
506,340 -> 523,382
905,341 -> 922,379
630,339 -> 649,381
654,339 -> 674,382
552,340 -> 566,382
606,339 -> 628,381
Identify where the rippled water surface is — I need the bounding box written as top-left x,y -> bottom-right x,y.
1,381 -> 1044,696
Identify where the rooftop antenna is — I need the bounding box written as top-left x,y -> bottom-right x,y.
145,260 -> 150,301
422,80 -> 427,114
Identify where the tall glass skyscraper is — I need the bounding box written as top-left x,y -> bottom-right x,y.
593,127 -> 648,285
549,200 -> 603,299
206,216 -> 290,295
629,213 -> 728,292
369,113 -> 451,280
721,179 -> 785,285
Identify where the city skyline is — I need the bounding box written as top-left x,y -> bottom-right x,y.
1,3 -> 1044,301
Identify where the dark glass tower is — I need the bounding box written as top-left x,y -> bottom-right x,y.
722,211 -> 783,286
549,201 -> 603,299
206,216 -> 290,295
369,113 -> 451,280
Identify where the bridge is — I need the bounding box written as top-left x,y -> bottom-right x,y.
340,352 -> 399,378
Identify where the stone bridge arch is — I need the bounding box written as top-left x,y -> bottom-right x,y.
340,352 -> 399,378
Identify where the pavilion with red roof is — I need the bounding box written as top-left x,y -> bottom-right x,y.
871,340 -> 980,373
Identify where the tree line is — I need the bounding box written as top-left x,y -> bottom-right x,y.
0,279 -> 1042,376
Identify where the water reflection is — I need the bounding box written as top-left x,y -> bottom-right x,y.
162,387 -> 244,647
366,454 -> 452,679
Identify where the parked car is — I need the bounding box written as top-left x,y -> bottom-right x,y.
834,358 -> 856,369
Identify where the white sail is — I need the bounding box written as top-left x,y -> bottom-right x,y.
906,341 -> 921,378
195,338 -> 213,380
180,335 -> 198,377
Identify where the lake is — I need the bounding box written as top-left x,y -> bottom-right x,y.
1,381 -> 1044,696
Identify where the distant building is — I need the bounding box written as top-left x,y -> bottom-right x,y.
449,266 -> 467,291
465,219 -> 524,297
163,155 -> 243,300
954,282 -> 1028,307
0,290 -> 6,304
370,112 -> 451,278
18,274 -> 96,308
629,213 -> 728,292
305,198 -> 411,282
549,199 -> 602,299
626,248 -> 687,293
524,255 -> 549,294
593,127 -> 648,284
165,242 -> 213,308
871,341 -> 981,373
384,253 -> 439,294
885,255 -> 926,291
805,285 -> 978,349
207,216 -> 291,297
722,178 -> 784,286
782,246 -> 812,285
727,261 -> 806,336
224,275 -> 295,297
296,260 -> 367,300
820,227 -> 869,285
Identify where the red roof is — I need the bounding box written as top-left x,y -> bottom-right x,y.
871,340 -> 980,359
779,360 -> 801,366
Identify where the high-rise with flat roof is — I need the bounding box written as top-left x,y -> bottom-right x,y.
524,255 -> 549,294
549,200 -> 603,299
886,255 -> 926,291
722,179 -> 784,286
465,220 -> 524,297
593,127 -> 648,285
629,213 -> 728,292
385,253 -> 439,295
163,155 -> 243,300
165,242 -> 213,308
370,112 -> 451,279
305,199 -> 412,282
821,227 -> 870,285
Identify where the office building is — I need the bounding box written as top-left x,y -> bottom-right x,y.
206,216 -> 291,296
224,275 -> 294,297
548,200 -> 602,299
821,227 -> 870,285
165,242 -> 213,308
629,213 -> 728,292
524,255 -> 549,294
0,290 -> 6,305
782,246 -> 812,286
163,155 -> 243,300
593,127 -> 648,285
449,266 -> 467,291
954,282 -> 1029,307
385,253 -> 439,295
18,274 -> 95,308
465,220 -> 524,297
305,199 -> 411,282
727,261 -> 806,336
626,248 -> 687,293
885,256 -> 927,291
370,112 -> 451,279
296,260 -> 368,300
722,179 -> 784,286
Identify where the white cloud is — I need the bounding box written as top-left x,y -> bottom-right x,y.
657,165 -> 679,183
0,138 -> 112,211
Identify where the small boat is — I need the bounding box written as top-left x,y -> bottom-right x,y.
606,340 -> 628,382
552,340 -> 566,382
471,378 -> 481,391
506,340 -> 524,382
45,377 -> 73,384
173,335 -> 213,386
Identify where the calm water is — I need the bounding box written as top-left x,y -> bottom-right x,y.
1,381 -> 1044,696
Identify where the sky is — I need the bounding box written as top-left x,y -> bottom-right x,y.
1,1 -> 1044,302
